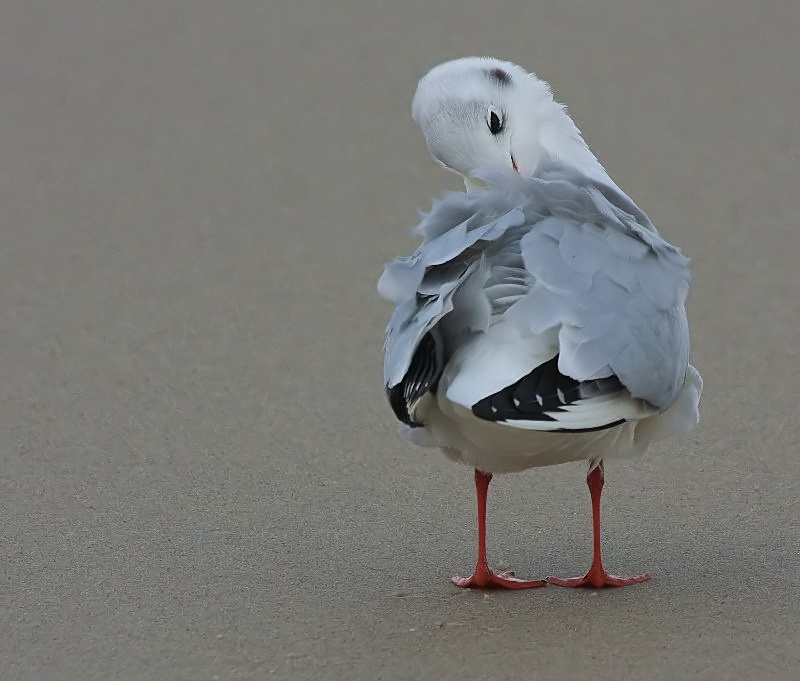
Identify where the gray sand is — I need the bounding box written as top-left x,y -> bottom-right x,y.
2,1 -> 799,679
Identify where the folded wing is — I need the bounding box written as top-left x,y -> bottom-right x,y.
379,164 -> 692,432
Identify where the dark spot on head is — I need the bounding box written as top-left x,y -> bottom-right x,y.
486,67 -> 512,86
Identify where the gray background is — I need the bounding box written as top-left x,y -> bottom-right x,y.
2,1 -> 798,679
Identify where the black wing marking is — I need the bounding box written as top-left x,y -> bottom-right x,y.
471,355 -> 625,432
387,329 -> 444,427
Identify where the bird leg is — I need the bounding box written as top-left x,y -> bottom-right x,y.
451,469 -> 547,589
547,460 -> 650,588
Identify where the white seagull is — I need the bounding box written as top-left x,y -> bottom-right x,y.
378,57 -> 702,589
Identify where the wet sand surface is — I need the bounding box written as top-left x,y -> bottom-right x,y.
2,1 -> 799,679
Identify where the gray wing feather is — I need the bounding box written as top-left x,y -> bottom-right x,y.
382,277 -> 458,389
380,163 -> 692,411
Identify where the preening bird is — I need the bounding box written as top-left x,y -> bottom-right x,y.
379,57 -> 702,589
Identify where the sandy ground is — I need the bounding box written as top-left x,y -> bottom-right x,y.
2,1 -> 799,679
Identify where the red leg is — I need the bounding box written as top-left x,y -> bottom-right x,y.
452,469 -> 546,589
547,461 -> 650,588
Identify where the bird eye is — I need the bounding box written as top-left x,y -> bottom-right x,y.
487,107 -> 504,135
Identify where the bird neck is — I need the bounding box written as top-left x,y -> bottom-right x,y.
522,100 -> 619,190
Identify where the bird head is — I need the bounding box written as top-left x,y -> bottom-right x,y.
411,57 -> 603,189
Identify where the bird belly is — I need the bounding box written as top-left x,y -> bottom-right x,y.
400,364 -> 701,474
422,397 -> 643,473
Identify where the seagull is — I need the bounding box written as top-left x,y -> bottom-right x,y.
378,57 -> 702,589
